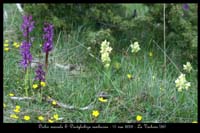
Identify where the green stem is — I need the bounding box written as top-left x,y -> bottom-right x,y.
25,67 -> 29,97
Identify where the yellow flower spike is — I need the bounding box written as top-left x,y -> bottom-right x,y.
32,84 -> 38,89
9,93 -> 14,97
98,97 -> 108,103
4,47 -> 10,52
192,121 -> 197,123
38,116 -> 44,121
10,114 -> 19,119
13,108 -> 20,113
4,43 -> 9,47
92,110 -> 100,118
127,74 -> 132,79
3,103 -> 6,108
52,101 -> 57,106
40,82 -> 46,87
149,52 -> 153,57
53,114 -> 59,120
24,115 -> 30,121
48,119 -> 54,123
136,115 -> 142,121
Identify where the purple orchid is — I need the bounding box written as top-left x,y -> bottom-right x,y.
35,64 -> 45,82
43,23 -> 54,52
21,15 -> 35,37
182,4 -> 189,11
20,41 -> 32,69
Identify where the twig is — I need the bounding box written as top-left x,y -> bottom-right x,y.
9,96 -> 96,111
10,97 -> 33,100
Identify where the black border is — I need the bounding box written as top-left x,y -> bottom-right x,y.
1,0 -> 199,131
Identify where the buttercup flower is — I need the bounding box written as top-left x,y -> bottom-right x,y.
175,73 -> 191,92
127,74 -> 132,79
5,40 -> 9,43
53,114 -> 59,120
3,103 -> 6,108
24,115 -> 30,121
100,40 -> 112,68
183,62 -> 192,73
10,114 -> 19,119
4,43 -> 9,47
13,108 -> 20,113
38,116 -> 44,121
32,84 -> 38,89
9,93 -> 14,97
13,42 -> 20,48
92,110 -> 100,117
98,97 -> 108,103
130,41 -> 140,53
15,105 -> 20,109
48,119 -> 54,123
136,115 -> 142,121
40,82 -> 46,87
52,101 -> 57,105
4,47 -> 9,52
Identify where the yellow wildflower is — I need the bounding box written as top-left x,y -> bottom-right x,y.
4,47 -> 10,52
4,43 -> 9,47
15,105 -> 20,110
149,52 -> 153,57
3,103 -> 6,108
48,119 -> 54,123
9,93 -> 14,97
183,62 -> 192,73
24,115 -> 30,121
10,114 -> 19,119
5,40 -> 9,43
52,101 -> 57,105
136,115 -> 142,121
38,116 -> 44,121
92,110 -> 100,118
13,42 -> 20,48
32,84 -> 38,89
40,82 -> 46,87
127,74 -> 132,79
98,97 -> 108,103
130,41 -> 140,53
53,114 -> 59,120
13,108 -> 20,113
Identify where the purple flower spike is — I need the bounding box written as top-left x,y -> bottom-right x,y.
182,4 -> 189,11
20,41 -> 32,69
35,64 -> 45,82
21,15 -> 35,37
43,23 -> 54,52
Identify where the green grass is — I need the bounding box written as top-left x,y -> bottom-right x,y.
3,4 -> 197,123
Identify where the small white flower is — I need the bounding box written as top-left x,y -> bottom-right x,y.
130,41 -> 141,53
175,73 -> 191,92
183,62 -> 192,73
